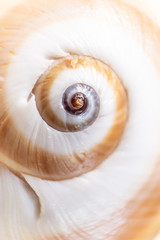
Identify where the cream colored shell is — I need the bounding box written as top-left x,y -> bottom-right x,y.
0,0 -> 160,240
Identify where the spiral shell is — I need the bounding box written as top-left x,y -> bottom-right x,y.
0,0 -> 160,240
0,3 -> 128,181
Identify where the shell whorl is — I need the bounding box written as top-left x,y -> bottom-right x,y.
0,0 -> 160,240
0,8 -> 128,180
0,55 -> 128,180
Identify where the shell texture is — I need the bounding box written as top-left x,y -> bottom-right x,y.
0,0 -> 160,240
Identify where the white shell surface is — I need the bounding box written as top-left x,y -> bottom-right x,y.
0,0 -> 160,239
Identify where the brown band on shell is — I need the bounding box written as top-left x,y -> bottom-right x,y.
0,52 -> 128,180
0,56 -> 128,180
34,57 -> 127,132
0,0 -> 157,182
0,1 -> 160,239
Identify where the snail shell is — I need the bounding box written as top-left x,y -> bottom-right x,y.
0,0 -> 160,239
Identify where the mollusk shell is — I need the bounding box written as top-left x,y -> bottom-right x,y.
0,0 -> 160,240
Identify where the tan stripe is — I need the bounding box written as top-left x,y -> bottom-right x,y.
0,2 -> 128,181
0,1 -> 159,240
35,56 -> 127,129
